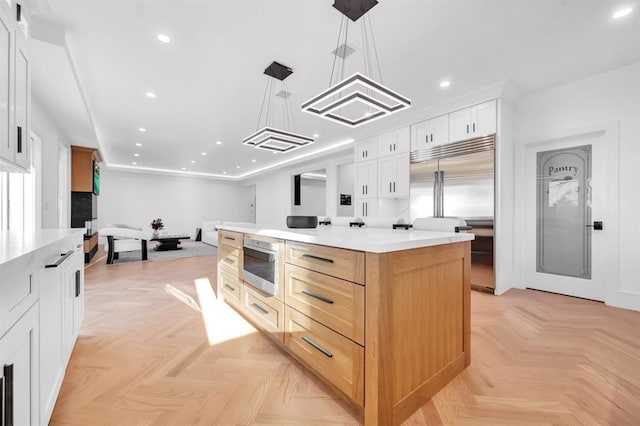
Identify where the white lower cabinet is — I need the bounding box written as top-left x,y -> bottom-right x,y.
354,159 -> 377,199
0,303 -> 39,426
40,244 -> 84,423
355,199 -> 378,218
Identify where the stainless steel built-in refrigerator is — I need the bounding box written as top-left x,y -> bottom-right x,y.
410,135 -> 495,290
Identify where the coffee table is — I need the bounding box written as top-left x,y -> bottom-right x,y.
151,235 -> 191,251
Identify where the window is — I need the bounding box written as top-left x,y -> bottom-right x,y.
0,135 -> 39,231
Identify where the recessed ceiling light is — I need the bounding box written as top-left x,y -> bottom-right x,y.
440,80 -> 451,88
236,165 -> 240,169
613,7 -> 633,19
132,162 -> 137,165
133,153 -> 140,157
201,152 -> 207,156
182,167 -> 186,170
216,141 -> 222,145
191,160 -> 195,163
223,171 -> 227,174
252,159 -> 256,163
135,143 -> 142,147
313,133 -> 319,138
138,127 -> 147,132
157,34 -> 171,43
145,92 -> 156,99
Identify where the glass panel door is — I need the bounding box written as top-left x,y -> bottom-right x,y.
536,145 -> 591,279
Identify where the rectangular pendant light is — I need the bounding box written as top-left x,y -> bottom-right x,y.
242,127 -> 314,153
301,72 -> 411,127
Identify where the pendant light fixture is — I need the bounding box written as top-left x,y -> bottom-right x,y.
301,0 -> 411,128
243,61 -> 314,153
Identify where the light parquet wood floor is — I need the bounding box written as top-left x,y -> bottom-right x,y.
51,251 -> 640,425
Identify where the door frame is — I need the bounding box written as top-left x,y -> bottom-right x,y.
516,121 -> 619,305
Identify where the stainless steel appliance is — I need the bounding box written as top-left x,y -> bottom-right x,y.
243,237 -> 279,296
410,135 -> 495,289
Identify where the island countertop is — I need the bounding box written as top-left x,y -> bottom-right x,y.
216,223 -> 474,253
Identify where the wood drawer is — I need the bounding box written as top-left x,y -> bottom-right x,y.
219,270 -> 243,310
285,264 -> 365,345
243,284 -> 285,344
218,230 -> 243,249
285,241 -> 365,285
218,243 -> 242,278
284,306 -> 364,407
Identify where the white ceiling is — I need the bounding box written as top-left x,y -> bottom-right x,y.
29,0 -> 640,180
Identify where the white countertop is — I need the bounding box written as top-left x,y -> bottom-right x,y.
0,228 -> 85,266
217,224 -> 474,253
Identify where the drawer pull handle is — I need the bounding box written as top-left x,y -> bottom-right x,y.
3,363 -> 14,425
75,270 -> 81,297
301,290 -> 334,304
45,251 -> 74,268
251,303 -> 269,315
224,257 -> 235,265
224,236 -> 236,241
302,336 -> 333,358
301,254 -> 334,264
223,284 -> 236,291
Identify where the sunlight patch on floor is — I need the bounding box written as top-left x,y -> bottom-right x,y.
193,277 -> 256,345
164,284 -> 201,311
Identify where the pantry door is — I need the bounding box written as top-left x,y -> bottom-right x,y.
523,126 -> 617,301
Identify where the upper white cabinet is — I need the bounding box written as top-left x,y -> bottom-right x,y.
450,100 -> 496,143
411,114 -> 449,151
0,0 -> 29,172
355,137 -> 377,162
378,153 -> 409,198
377,126 -> 410,157
354,159 -> 377,199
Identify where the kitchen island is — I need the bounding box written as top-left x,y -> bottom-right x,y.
216,224 -> 473,426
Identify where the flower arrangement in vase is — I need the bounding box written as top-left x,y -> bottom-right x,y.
150,218 -> 164,236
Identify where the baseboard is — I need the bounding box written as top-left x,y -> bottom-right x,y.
610,290 -> 640,312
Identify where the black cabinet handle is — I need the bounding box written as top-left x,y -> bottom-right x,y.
302,336 -> 333,358
223,257 -> 235,265
393,182 -> 396,192
45,251 -> 74,268
389,182 -> 392,192
16,126 -> 22,154
301,290 -> 334,304
430,133 -> 433,142
473,123 -> 476,132
251,303 -> 269,315
466,124 -> 469,134
223,236 -> 235,241
16,3 -> 21,22
75,270 -> 81,297
223,284 -> 236,292
425,134 -> 428,144
586,221 -> 603,230
4,363 -> 13,426
301,253 -> 334,264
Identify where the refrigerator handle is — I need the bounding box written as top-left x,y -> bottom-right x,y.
439,170 -> 445,217
433,170 -> 439,217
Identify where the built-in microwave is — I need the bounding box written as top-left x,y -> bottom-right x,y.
243,237 -> 279,297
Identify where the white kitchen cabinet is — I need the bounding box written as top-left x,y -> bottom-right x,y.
377,126 -> 410,157
355,199 -> 378,218
0,303 -> 39,426
378,153 -> 409,198
39,244 -> 84,424
0,0 -> 29,172
354,159 -> 377,199
411,114 -> 449,151
354,137 -> 377,162
450,100 -> 496,142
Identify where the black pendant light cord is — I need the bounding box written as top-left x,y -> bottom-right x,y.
367,15 -> 384,84
329,15 -> 347,87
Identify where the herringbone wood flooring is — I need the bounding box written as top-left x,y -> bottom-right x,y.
50,251 -> 640,425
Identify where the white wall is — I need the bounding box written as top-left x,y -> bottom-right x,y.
337,162 -> 354,217
513,62 -> 640,311
292,178 -> 326,216
31,99 -> 68,228
98,168 -> 254,237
